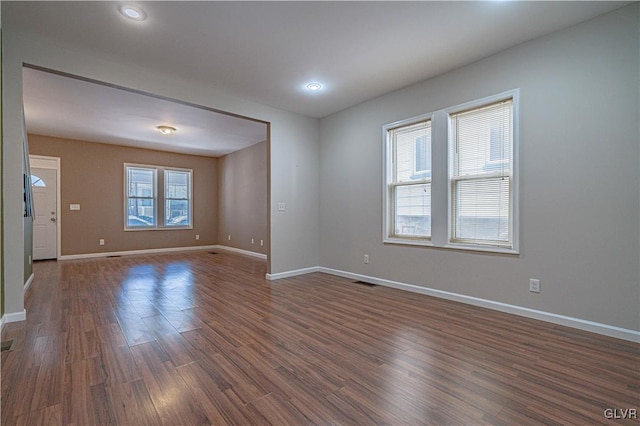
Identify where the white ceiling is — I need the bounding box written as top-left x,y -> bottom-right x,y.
4,1 -> 630,156
23,67 -> 268,157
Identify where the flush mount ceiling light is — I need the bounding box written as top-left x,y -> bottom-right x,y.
306,82 -> 323,91
119,5 -> 147,21
156,125 -> 177,135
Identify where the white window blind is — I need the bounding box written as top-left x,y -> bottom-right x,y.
450,99 -> 513,247
388,119 -> 432,239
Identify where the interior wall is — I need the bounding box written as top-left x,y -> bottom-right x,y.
217,141 -> 268,255
0,7 -> 4,319
28,134 -> 218,255
318,4 -> 640,331
2,26 -> 320,317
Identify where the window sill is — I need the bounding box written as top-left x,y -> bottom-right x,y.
383,237 -> 519,255
124,226 -> 194,232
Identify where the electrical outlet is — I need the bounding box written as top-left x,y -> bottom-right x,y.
195,234 -> 200,240
251,238 -> 254,244
99,239 -> 105,246
363,254 -> 369,264
260,240 -> 264,246
28,255 -> 32,265
529,278 -> 540,293
228,235 -> 231,241
278,202 -> 286,211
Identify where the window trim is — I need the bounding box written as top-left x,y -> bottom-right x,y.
382,89 -> 519,254
124,163 -> 194,231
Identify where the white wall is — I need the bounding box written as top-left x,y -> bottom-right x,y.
319,5 -> 639,331
1,30 -> 320,317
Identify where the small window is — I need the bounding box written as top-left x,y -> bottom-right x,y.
30,175 -> 46,187
125,164 -> 192,230
384,117 -> 432,241
126,166 -> 156,228
164,169 -> 191,227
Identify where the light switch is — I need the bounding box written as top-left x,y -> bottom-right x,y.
70,204 -> 81,210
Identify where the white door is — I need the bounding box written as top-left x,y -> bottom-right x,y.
32,167 -> 58,260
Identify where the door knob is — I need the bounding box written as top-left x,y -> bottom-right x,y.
50,217 -> 57,222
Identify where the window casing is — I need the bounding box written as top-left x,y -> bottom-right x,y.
383,90 -> 519,254
125,164 -> 193,230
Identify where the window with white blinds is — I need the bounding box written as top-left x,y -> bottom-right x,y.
385,117 -> 432,241
451,99 -> 513,247
383,90 -> 518,253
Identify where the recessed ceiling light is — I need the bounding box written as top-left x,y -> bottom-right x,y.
306,82 -> 323,91
119,5 -> 146,21
156,125 -> 177,135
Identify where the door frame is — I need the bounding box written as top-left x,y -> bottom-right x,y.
29,155 -> 61,260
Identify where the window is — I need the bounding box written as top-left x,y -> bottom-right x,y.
164,170 -> 191,226
450,99 -> 513,247
125,164 -> 192,230
383,90 -> 518,253
30,175 -> 46,187
385,117 -> 432,239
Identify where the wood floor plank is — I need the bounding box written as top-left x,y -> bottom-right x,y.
2,251 -> 638,425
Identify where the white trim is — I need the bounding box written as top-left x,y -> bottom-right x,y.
24,273 -> 35,292
294,266 -> 638,343
266,266 -> 320,281
214,245 -> 267,260
1,310 -> 27,329
58,245 -> 218,260
29,155 -> 62,260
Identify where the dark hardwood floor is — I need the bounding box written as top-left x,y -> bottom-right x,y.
1,251 -> 638,425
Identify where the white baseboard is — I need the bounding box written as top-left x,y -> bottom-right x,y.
213,245 -> 267,260
269,265 -> 639,343
266,266 -> 320,280
24,273 -> 35,292
1,310 -> 27,330
58,245 -> 218,260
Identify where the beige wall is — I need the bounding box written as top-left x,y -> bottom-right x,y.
29,134 -> 218,255
217,141 -> 267,255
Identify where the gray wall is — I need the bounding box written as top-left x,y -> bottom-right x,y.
218,141 -> 268,255
318,5 -> 639,331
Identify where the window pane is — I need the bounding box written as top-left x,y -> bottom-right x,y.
452,100 -> 512,177
165,170 -> 191,227
30,175 -> 46,187
166,170 -> 189,199
394,183 -> 431,237
453,178 -> 510,243
127,198 -> 155,227
128,168 -> 154,197
395,121 -> 431,182
165,199 -> 189,226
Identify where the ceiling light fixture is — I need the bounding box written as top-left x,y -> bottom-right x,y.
119,5 -> 147,21
156,125 -> 177,135
306,82 -> 323,91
